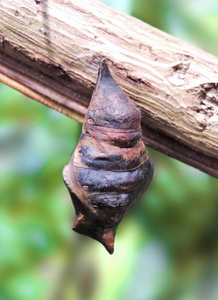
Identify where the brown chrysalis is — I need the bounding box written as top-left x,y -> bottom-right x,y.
63,59 -> 153,254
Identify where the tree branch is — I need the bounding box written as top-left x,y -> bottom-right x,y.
0,0 -> 218,177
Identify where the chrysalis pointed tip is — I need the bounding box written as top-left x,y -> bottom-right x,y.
72,214 -> 115,254
100,57 -> 108,69
98,58 -> 111,80
98,228 -> 115,255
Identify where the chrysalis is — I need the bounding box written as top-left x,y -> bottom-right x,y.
63,59 -> 153,254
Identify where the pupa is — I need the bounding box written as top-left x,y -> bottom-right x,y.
63,59 -> 153,254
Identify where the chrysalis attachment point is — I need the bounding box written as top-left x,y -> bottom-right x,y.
63,59 -> 154,254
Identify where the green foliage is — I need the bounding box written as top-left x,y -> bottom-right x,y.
0,1 -> 218,299
132,0 -> 218,55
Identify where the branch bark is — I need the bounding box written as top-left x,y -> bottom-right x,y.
0,0 -> 218,178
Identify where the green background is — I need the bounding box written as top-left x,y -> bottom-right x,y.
0,0 -> 218,299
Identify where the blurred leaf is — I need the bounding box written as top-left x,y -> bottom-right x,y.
102,0 -> 132,14
5,273 -> 46,300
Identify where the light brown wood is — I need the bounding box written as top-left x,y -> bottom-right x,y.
0,0 -> 218,177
